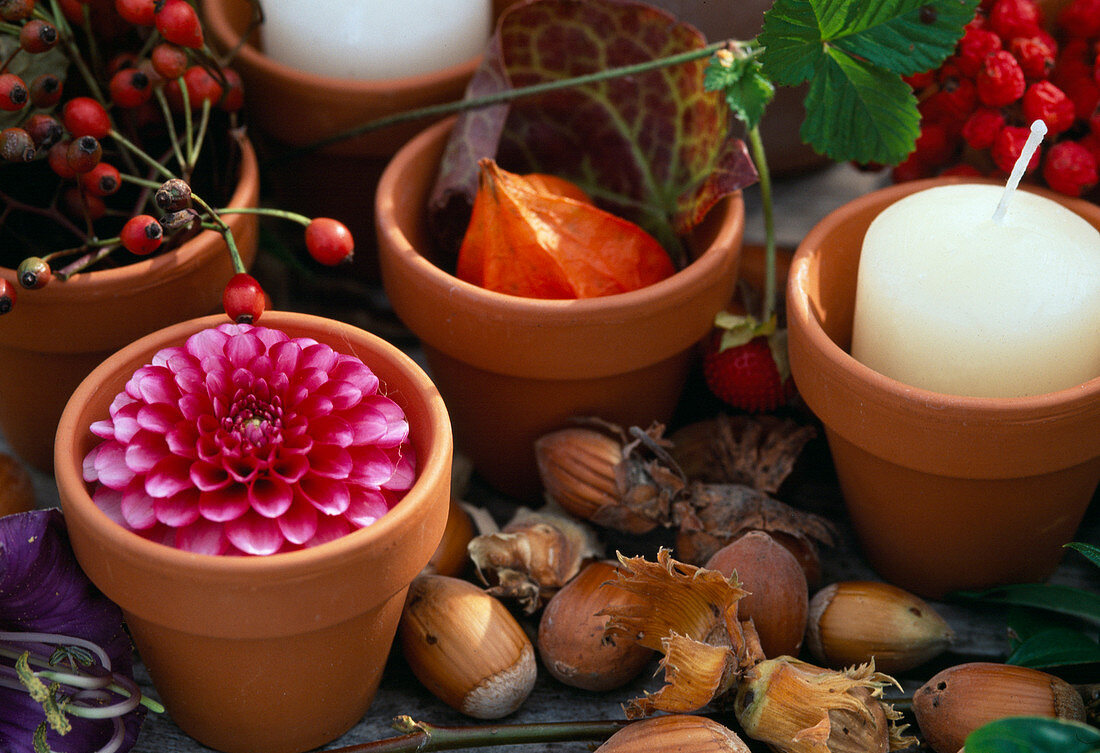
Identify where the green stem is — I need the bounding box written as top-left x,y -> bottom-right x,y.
281,41 -> 726,162
109,129 -> 176,181
746,124 -> 775,322
192,189 -> 244,274
216,206 -> 311,226
324,716 -> 628,753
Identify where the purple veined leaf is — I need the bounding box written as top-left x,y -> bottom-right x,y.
0,509 -> 150,753
429,0 -> 757,265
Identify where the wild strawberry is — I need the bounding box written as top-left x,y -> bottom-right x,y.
976,50 -> 1026,106
1041,140 -> 1098,195
962,107 -> 1006,149
1022,81 -> 1076,134
991,124 -> 1041,173
955,27 -> 1002,77
1057,0 -> 1100,39
988,0 -> 1043,40
702,314 -> 793,413
1009,34 -> 1056,80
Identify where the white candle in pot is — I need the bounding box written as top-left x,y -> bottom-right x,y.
850,182 -> 1100,398
261,0 -> 492,80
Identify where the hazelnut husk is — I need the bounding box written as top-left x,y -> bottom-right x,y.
537,560 -> 654,691
807,581 -> 954,673
595,715 -> 752,753
399,574 -> 537,719
913,662 -> 1086,753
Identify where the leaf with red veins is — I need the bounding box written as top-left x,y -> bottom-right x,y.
429,0 -> 757,262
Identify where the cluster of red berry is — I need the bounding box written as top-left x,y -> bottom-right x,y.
895,0 -> 1100,197
0,0 -> 354,323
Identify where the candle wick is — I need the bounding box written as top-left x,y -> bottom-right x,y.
992,119 -> 1047,224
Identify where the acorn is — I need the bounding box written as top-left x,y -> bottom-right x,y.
537,560 -> 654,691
704,530 -> 808,658
913,662 -> 1086,753
806,580 -> 954,673
0,452 -> 35,517
595,715 -> 752,753
398,574 -> 536,719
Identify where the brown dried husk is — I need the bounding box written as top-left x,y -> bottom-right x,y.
669,414 -> 817,493
467,506 -> 602,614
734,658 -> 915,753
673,482 -> 838,566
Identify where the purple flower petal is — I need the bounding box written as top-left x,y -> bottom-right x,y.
331,357 -> 379,394
271,451 -> 309,484
94,441 -> 136,489
225,331 -> 264,366
299,342 -> 338,372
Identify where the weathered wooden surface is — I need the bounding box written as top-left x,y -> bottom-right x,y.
8,162 -> 1100,752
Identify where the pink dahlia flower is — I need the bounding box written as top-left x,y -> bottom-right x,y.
83,323 -> 416,555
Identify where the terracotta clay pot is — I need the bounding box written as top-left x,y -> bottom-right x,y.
54,311 -> 453,753
199,0 -> 483,278
0,138 -> 259,473
376,118 -> 745,501
787,177 -> 1100,599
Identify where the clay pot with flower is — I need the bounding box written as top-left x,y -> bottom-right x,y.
53,310 -> 453,753
0,0 -> 355,474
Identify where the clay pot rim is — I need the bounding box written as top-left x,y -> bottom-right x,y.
200,0 -> 483,95
53,310 -> 452,580
377,117 -> 745,323
789,175 -> 1100,417
0,138 -> 259,302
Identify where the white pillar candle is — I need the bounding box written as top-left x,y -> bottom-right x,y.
261,0 -> 492,80
850,183 -> 1100,397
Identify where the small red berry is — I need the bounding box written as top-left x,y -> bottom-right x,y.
962,107 -> 1006,149
182,65 -> 223,107
976,50 -> 1026,107
0,127 -> 35,162
1009,34 -> 1057,80
891,151 -> 932,182
939,163 -> 986,177
222,273 -> 265,324
114,0 -> 156,25
0,278 -> 16,315
47,140 -> 77,179
155,0 -> 204,49
955,27 -> 1002,77
703,332 -> 793,413
16,256 -> 51,290
1057,0 -> 1100,39
120,214 -> 164,255
24,113 -> 63,149
28,73 -> 62,108
0,73 -> 28,111
151,43 -> 188,79
19,19 -> 58,53
109,67 -> 153,108
67,135 -> 103,173
911,122 -> 956,168
1022,81 -> 1076,135
62,187 -> 107,222
991,124 -> 1041,173
1042,140 -> 1098,195
904,70 -> 936,90
80,161 -> 121,196
305,218 -> 355,265
988,0 -> 1043,40
219,68 -> 244,111
63,97 -> 111,139
920,76 -> 978,128
1061,75 -> 1100,121
106,52 -> 139,77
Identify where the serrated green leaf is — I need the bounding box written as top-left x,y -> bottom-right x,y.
759,0 -> 823,86
831,0 -> 981,76
704,52 -> 775,132
955,583 -> 1100,626
1067,542 -> 1100,569
799,50 -> 920,164
965,717 -> 1100,753
1005,627 -> 1100,668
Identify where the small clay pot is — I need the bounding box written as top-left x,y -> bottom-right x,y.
787,177 -> 1100,599
54,311 -> 453,753
199,0 -> 483,277
376,118 -> 744,501
0,138 -> 260,473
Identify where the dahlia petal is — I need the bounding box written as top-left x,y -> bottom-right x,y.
276,496 -> 318,545
110,401 -> 143,443
89,418 -> 114,440
137,402 -> 181,433
93,441 -> 135,489
199,485 -> 250,522
248,476 -> 294,518
174,366 -> 206,395
190,459 -> 231,491
271,451 -> 309,484
296,394 -> 333,420
204,369 -> 229,400
185,326 -> 229,360
226,331 -> 264,366
225,455 -> 260,484
121,482 -> 157,529
308,415 -> 353,447
346,486 -> 389,527
91,486 -> 126,526
173,517 -> 229,555
225,510 -> 285,555
124,430 -> 170,474
308,514 -> 352,547
166,422 -> 200,458
251,325 -> 289,350
383,447 -> 417,491
83,445 -> 100,483
300,475 -> 351,515
331,358 -> 379,394
154,488 -> 201,527
317,378 -> 364,410
299,342 -> 338,372
270,340 -> 301,375
145,454 -> 194,498
347,445 -> 398,487
308,444 -> 353,479
350,395 -> 409,446
178,394 -> 210,422
133,365 -> 180,404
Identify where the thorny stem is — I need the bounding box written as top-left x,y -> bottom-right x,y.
278,41 -> 727,164
323,716 -> 628,752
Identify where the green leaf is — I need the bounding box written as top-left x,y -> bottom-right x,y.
955,583 -> 1100,626
799,51 -> 920,164
704,49 -> 776,132
1067,542 -> 1100,569
758,0 -> 823,86
1005,627 -> 1100,668
964,717 -> 1100,753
